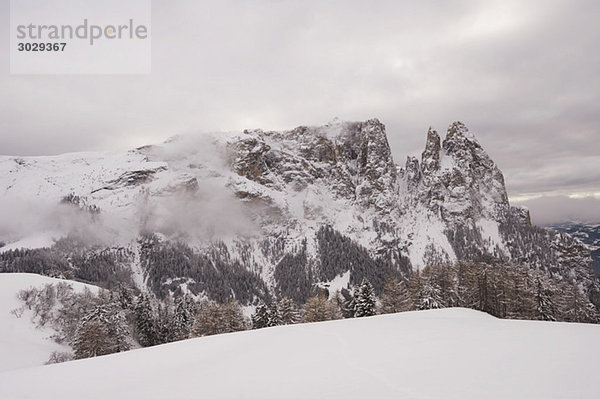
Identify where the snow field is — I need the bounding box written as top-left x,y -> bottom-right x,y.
0,307 -> 598,399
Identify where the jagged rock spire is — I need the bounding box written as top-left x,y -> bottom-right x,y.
404,156 -> 422,189
421,127 -> 440,177
446,121 -> 476,140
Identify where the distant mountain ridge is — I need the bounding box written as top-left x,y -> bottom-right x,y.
0,119 -> 598,307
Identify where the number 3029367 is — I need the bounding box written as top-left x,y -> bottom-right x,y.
17,42 -> 67,51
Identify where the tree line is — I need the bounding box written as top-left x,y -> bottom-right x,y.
14,259 -> 599,365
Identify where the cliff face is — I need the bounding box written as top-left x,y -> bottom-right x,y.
0,119 -> 597,303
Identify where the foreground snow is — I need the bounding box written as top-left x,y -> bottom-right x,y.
0,273 -> 99,372
1,307 -> 598,399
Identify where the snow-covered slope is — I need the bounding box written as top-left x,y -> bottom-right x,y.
0,273 -> 100,372
0,308 -> 598,399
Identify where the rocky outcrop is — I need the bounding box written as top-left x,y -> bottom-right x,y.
421,128 -> 440,178
92,166 -> 168,192
227,119 -> 399,212
230,137 -> 273,184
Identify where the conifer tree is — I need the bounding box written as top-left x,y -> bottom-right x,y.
277,297 -> 299,325
563,283 -> 600,323
408,269 -> 424,310
115,283 -> 134,310
74,319 -> 111,359
303,293 -> 337,322
456,261 -> 477,308
334,288 -> 356,319
173,294 -> 197,340
251,301 -> 270,329
380,276 -> 411,314
192,300 -> 246,336
192,301 -> 220,336
156,298 -> 176,344
354,278 -> 376,317
506,268 -> 535,319
431,264 -> 459,307
74,302 -> 130,359
220,300 -> 247,333
267,301 -> 280,327
134,293 -> 158,347
106,305 -> 130,353
535,277 -> 556,321
417,278 -> 443,310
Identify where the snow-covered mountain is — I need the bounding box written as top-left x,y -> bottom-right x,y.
0,119 -> 597,304
1,308 -> 598,399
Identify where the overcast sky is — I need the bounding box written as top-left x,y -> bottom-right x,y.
0,0 -> 598,223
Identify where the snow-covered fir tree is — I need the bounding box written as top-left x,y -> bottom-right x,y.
156,298 -> 176,344
277,297 -> 299,325
429,264 -> 459,307
115,283 -> 134,310
337,288 -> 356,318
173,294 -> 197,340
418,278 -> 443,310
563,283 -> 599,323
134,293 -> 159,347
535,277 -> 557,321
354,278 -> 376,317
74,302 -> 130,359
251,301 -> 271,329
267,301 -> 280,327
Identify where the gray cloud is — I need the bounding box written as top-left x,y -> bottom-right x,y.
0,1 -> 598,210
513,195 -> 600,226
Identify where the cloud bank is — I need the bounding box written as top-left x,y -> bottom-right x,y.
513,195 -> 600,226
0,1 -> 598,214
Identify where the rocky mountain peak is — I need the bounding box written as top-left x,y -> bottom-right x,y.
352,119 -> 397,206
421,128 -> 441,177
445,121 -> 477,142
228,119 -> 399,212
397,122 -> 510,228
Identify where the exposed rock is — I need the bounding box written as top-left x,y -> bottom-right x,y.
93,166 -> 168,192
421,128 -> 440,177
230,137 -> 273,184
